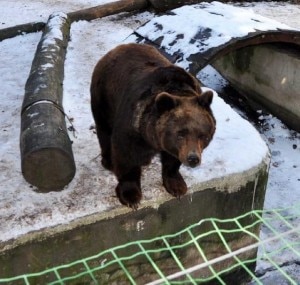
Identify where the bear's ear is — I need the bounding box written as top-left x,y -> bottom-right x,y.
197,90 -> 213,108
155,92 -> 178,113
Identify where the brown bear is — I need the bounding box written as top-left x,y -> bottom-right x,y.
91,43 -> 216,209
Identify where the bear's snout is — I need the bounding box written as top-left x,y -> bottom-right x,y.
187,152 -> 200,168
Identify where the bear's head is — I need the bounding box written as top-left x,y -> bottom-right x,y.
155,90 -> 216,168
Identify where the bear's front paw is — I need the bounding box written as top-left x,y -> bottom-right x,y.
163,174 -> 187,199
116,181 -> 142,210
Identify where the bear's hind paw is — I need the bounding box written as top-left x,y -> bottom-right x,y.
116,181 -> 142,210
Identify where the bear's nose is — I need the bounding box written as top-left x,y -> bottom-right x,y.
187,153 -> 200,168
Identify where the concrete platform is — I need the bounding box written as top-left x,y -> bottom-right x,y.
1,84 -> 270,281
0,158 -> 270,282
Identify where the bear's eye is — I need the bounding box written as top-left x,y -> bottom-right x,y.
199,134 -> 209,141
177,129 -> 188,140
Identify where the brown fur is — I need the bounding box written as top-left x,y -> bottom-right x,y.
91,43 -> 216,209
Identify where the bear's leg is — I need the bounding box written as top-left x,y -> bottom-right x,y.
96,127 -> 112,171
161,151 -> 187,198
114,164 -> 142,210
92,95 -> 113,170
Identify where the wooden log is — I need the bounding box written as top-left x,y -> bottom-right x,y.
68,0 -> 149,22
0,22 -> 45,42
21,13 -> 70,109
148,0 -> 204,11
20,12 -> 76,191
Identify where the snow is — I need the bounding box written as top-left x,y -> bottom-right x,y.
0,0 -> 118,28
41,12 -> 67,46
0,4 -> 155,242
0,32 -> 41,219
259,116 -> 300,210
0,2 -> 299,274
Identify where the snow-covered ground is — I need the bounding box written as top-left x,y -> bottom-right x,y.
0,0 -> 299,280
0,1 -> 156,242
0,2 -> 270,241
0,0 -> 118,28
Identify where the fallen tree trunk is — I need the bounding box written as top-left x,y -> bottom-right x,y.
148,0 -> 205,11
0,22 -> 45,42
20,12 -> 76,191
68,0 -> 149,22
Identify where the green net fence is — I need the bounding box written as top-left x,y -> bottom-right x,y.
1,203 -> 300,284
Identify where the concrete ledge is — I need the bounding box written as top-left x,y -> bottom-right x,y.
0,158 -> 269,281
212,44 -> 300,132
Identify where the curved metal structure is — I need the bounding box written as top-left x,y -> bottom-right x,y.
134,2 -> 300,73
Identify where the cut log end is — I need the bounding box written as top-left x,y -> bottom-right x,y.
22,147 -> 76,192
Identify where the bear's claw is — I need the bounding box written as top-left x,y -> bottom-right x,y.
127,202 -> 140,211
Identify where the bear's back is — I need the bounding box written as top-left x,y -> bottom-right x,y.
91,44 -> 172,116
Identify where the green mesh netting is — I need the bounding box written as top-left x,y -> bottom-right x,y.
1,204 -> 299,284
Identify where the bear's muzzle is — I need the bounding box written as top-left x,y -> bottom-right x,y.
186,152 -> 201,168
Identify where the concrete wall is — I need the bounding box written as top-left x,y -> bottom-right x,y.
213,44 -> 300,132
0,158 -> 269,283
